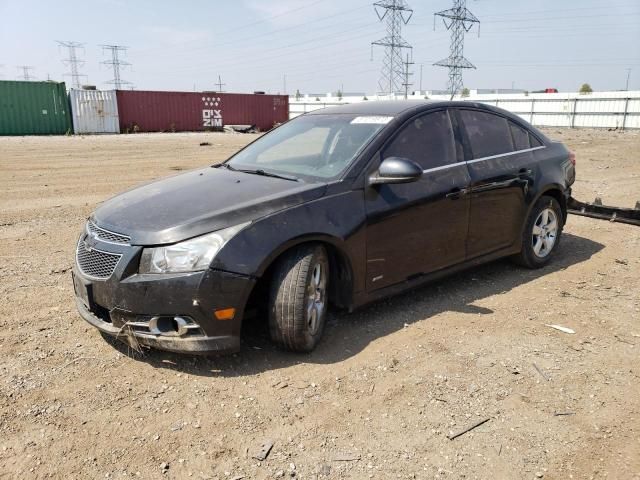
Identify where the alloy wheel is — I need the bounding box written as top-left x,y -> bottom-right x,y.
306,262 -> 326,335
532,208 -> 558,258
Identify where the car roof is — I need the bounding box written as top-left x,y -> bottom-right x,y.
307,100 -> 442,116
304,100 -> 542,132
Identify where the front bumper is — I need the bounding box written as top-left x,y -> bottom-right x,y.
72,239 -> 256,355
75,296 -> 241,354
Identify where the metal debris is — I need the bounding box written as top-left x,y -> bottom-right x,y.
447,417 -> 491,440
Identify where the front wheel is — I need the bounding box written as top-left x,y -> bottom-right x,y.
269,244 -> 329,352
512,195 -> 563,269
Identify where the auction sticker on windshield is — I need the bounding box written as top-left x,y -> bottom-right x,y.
350,116 -> 393,125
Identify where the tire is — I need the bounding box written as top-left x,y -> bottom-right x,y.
512,195 -> 563,269
269,244 -> 329,352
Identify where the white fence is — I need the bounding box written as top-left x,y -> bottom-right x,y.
290,91 -> 640,129
69,89 -> 120,134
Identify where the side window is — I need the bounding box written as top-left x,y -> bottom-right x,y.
529,133 -> 543,147
509,121 -> 531,150
459,110 -> 515,159
382,110 -> 457,170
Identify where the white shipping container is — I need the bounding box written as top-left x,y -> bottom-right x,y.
70,89 -> 119,134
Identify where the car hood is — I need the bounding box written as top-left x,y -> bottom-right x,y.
92,167 -> 327,245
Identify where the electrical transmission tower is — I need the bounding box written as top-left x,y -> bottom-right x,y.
371,0 -> 413,96
101,45 -> 131,89
215,75 -> 226,92
402,53 -> 414,99
433,0 -> 480,99
57,41 -> 87,88
17,66 -> 35,81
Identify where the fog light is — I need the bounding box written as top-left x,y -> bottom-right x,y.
148,316 -> 189,337
214,308 -> 236,321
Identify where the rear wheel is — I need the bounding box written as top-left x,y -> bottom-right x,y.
513,195 -> 563,269
269,244 -> 329,352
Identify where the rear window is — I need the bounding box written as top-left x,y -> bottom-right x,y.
509,121 -> 531,150
459,110 -> 515,159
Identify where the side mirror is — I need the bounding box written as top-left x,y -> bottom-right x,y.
369,157 -> 423,185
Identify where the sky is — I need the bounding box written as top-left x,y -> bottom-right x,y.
1,0 -> 639,94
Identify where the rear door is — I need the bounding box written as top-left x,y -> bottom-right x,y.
365,109 -> 471,290
456,108 -> 544,258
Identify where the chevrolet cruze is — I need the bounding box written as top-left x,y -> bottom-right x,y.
72,100 -> 576,354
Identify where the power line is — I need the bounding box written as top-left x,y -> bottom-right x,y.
135,0 -> 342,56
481,12 -> 640,24
371,0 -> 413,95
433,0 -> 480,99
143,24 -> 383,76
17,66 -> 35,81
57,40 -> 87,89
101,45 -> 131,89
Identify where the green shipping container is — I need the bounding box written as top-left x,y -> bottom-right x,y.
0,81 -> 72,135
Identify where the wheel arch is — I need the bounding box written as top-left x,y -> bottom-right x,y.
532,184 -> 568,224
249,234 -> 356,312
516,184 -> 568,250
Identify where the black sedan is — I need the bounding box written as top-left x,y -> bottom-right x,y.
72,100 -> 576,354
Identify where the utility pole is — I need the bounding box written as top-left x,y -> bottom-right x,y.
57,40 -> 86,88
402,53 -> 414,99
625,68 -> 632,91
17,66 -> 35,81
419,63 -> 424,92
433,0 -> 480,99
283,74 -> 287,95
101,45 -> 131,89
215,75 -> 226,92
371,0 -> 413,96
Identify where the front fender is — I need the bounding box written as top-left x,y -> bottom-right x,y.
210,190 -> 368,296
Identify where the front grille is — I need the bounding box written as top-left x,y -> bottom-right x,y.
87,221 -> 130,245
76,240 -> 122,279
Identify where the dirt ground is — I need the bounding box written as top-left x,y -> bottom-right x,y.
0,128 -> 639,480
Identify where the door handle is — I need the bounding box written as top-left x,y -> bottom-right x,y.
518,168 -> 533,177
446,187 -> 469,199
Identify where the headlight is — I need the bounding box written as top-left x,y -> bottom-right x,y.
139,223 -> 250,274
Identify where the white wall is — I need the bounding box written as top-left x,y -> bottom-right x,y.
289,90 -> 640,129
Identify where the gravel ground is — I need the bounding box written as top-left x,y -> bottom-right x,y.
0,128 -> 638,480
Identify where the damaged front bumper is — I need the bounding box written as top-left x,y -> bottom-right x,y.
72,262 -> 256,355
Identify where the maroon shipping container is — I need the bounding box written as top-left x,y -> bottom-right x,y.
116,90 -> 289,133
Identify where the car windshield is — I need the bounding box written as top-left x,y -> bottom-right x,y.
226,114 -> 391,180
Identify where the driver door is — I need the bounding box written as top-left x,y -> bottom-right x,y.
364,110 -> 471,291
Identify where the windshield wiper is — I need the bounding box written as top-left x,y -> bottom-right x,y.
240,169 -> 298,182
214,163 -> 299,182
